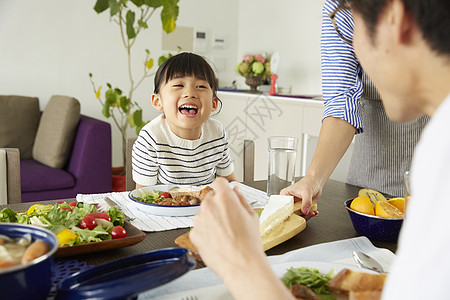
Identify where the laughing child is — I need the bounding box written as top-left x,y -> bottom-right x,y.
132,52 -> 238,187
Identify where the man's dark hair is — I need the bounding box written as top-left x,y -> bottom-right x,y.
338,0 -> 450,55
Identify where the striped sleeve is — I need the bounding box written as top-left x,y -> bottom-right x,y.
321,0 -> 364,133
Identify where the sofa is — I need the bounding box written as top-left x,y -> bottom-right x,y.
0,95 -> 112,202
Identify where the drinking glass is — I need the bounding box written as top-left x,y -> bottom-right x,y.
404,170 -> 411,215
266,136 -> 298,196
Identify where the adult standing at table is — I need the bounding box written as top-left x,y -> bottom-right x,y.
191,0 -> 450,298
282,0 -> 429,216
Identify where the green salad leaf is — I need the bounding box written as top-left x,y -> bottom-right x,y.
0,208 -> 17,223
133,189 -> 164,203
75,225 -> 112,243
108,207 -> 125,226
281,267 -> 337,300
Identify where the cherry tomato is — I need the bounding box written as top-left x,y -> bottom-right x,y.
56,200 -> 65,205
160,192 -> 171,198
80,215 -> 97,230
61,206 -> 72,212
69,201 -> 78,207
111,225 -> 127,239
85,212 -> 111,222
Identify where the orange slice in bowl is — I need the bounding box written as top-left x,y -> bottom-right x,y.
375,201 -> 404,218
350,196 -> 375,216
387,197 -> 405,213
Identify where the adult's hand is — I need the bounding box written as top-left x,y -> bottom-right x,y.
190,178 -> 294,300
280,175 -> 322,219
190,177 -> 264,280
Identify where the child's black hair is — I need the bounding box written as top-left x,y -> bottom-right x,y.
153,52 -> 222,113
154,52 -> 218,96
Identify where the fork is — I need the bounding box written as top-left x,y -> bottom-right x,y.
181,296 -> 198,300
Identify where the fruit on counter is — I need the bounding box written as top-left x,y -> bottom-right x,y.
358,188 -> 387,205
350,196 -> 375,216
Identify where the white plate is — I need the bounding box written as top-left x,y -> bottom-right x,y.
271,260 -> 375,277
128,185 -> 201,217
153,261 -> 375,300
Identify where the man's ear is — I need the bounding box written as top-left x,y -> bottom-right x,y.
391,0 -> 414,45
151,93 -> 164,111
211,97 -> 219,111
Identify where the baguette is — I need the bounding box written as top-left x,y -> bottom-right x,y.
328,269 -> 386,293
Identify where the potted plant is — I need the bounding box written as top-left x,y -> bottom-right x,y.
89,0 -> 180,172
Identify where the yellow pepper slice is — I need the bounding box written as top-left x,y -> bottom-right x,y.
56,229 -> 77,247
27,204 -> 44,215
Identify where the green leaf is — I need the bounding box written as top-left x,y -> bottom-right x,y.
158,55 -> 168,66
102,102 -> 111,118
127,113 -> 136,128
109,0 -> 121,16
160,0 -> 179,33
130,0 -> 144,6
138,19 -> 148,29
143,0 -> 162,8
126,10 -> 136,39
94,0 -> 109,13
119,96 -> 130,113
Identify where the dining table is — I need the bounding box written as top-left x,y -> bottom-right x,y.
0,179 -> 398,299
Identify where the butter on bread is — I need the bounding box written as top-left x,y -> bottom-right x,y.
328,268 -> 387,293
169,185 -> 213,200
259,195 -> 294,236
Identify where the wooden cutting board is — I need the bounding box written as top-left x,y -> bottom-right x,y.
175,213 -> 307,260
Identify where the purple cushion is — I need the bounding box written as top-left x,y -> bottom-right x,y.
20,160 -> 75,192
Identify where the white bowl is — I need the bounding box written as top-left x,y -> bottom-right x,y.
128,185 -> 201,217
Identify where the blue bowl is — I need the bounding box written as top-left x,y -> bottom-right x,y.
345,199 -> 403,242
0,223 -> 59,300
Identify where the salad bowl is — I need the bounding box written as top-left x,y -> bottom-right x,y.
129,185 -> 201,216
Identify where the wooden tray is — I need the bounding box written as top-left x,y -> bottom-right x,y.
175,214 -> 306,260
55,221 -> 146,257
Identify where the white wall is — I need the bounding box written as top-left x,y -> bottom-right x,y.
237,0 -> 325,95
0,0 -> 325,167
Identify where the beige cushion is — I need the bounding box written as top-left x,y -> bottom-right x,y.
32,95 -> 81,169
0,95 -> 40,159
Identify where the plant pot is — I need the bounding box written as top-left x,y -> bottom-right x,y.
112,166 -> 126,192
245,75 -> 263,93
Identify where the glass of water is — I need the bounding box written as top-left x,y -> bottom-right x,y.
266,136 -> 298,196
404,170 -> 411,215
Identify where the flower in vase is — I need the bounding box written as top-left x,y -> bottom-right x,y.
236,54 -> 271,80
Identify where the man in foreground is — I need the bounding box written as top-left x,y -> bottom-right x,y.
190,0 -> 450,299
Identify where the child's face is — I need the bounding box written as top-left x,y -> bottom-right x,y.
151,75 -> 218,140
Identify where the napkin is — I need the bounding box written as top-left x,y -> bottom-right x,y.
76,182 -> 269,232
139,236 -> 396,299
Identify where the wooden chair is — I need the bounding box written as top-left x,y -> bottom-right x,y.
243,140 -> 255,182
0,148 -> 21,204
126,137 -> 137,191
